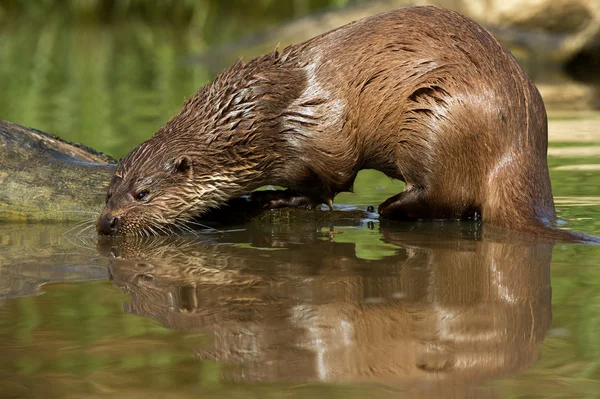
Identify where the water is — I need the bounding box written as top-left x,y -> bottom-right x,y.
1,3 -> 600,398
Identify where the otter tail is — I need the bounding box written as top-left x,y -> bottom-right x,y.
483,149 -> 599,244
524,224 -> 600,244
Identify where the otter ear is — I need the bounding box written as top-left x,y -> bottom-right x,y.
168,155 -> 193,176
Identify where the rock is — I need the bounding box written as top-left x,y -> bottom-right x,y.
458,0 -> 600,63
195,0 -> 599,83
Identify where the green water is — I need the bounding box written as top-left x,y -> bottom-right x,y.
2,2 -> 600,398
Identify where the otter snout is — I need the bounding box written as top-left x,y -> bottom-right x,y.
97,213 -> 122,235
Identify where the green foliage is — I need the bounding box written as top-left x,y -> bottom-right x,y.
0,0 -> 359,27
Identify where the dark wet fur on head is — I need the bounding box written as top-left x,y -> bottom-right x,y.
98,6 -> 581,240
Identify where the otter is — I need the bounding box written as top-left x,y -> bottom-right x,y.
96,6 -> 569,238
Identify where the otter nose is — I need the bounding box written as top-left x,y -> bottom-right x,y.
97,213 -> 121,235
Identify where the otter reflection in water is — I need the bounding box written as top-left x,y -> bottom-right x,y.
101,223 -> 551,394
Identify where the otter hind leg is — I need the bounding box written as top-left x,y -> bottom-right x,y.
378,188 -> 431,220
379,188 -> 482,221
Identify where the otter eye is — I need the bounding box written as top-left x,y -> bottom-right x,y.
135,191 -> 148,201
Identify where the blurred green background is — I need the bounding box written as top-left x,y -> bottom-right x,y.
0,0 -> 361,158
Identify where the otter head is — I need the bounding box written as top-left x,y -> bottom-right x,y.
96,141 -> 203,236
96,52 -> 306,236
96,127 -> 264,236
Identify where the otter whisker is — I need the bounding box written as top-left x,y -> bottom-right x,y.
185,219 -> 223,234
75,222 -> 98,237
174,220 -> 199,237
56,210 -> 102,216
63,218 -> 96,236
174,223 -> 193,236
149,225 -> 161,236
63,218 -> 93,232
63,233 -> 97,251
145,221 -> 157,235
179,221 -> 203,233
152,220 -> 173,236
177,236 -> 206,248
151,223 -> 166,236
152,225 -> 163,236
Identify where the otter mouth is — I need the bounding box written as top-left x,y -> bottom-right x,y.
96,210 -> 224,237
96,195 -> 272,236
96,195 -> 284,236
96,211 -> 188,237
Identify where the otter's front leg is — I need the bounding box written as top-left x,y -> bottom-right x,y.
250,189 -> 328,210
378,189 -> 431,220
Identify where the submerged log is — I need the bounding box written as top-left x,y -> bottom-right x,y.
0,120 -> 371,224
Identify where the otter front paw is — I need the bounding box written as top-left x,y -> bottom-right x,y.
250,189 -> 323,209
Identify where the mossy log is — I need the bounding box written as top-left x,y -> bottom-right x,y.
0,120 -> 116,222
0,120 -> 371,225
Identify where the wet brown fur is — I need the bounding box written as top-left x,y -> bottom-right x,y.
99,6 -> 560,237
